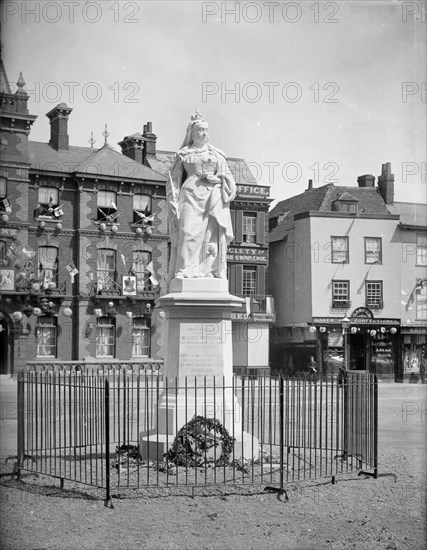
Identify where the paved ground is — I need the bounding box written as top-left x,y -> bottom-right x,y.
0,376 -> 425,550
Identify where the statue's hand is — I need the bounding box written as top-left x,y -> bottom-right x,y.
205,174 -> 222,184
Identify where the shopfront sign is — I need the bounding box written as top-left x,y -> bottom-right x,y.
351,307 -> 374,320
231,311 -> 275,322
227,247 -> 267,263
312,317 -> 400,326
236,185 -> 270,199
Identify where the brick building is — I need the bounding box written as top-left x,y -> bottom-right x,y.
0,64 -> 274,375
0,64 -> 168,373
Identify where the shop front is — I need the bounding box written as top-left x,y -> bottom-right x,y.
312,308 -> 401,382
400,325 -> 426,383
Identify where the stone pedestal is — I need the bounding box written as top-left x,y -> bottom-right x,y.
140,279 -> 259,461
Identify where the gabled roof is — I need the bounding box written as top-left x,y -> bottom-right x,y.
28,141 -> 166,183
333,191 -> 358,202
388,202 -> 427,229
269,184 -> 393,243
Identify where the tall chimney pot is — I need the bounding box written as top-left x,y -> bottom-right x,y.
46,103 -> 72,151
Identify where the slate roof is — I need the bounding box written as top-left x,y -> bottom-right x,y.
269,184 -> 394,243
28,141 -> 166,183
388,202 -> 427,228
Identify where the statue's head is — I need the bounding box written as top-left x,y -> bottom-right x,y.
180,109 -> 210,149
190,121 -> 209,147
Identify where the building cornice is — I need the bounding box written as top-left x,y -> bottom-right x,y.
294,211 -> 400,221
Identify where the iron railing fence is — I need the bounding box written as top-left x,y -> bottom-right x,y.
14,366 -> 378,503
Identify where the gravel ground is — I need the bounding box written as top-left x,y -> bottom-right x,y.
0,381 -> 425,550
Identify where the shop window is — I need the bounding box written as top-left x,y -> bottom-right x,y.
132,251 -> 152,292
365,281 -> 383,308
331,236 -> 349,263
36,316 -> 57,357
365,237 -> 382,264
332,280 -> 350,308
243,213 -> 257,243
97,190 -> 117,223
96,249 -> 116,292
0,177 -> 11,213
242,266 -> 257,296
416,235 -> 427,266
132,317 -> 150,357
38,246 -> 58,290
38,187 -> 59,218
96,317 -> 115,357
416,279 -> 427,320
133,194 -> 152,224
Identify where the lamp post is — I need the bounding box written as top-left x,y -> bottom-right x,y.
341,316 -> 350,371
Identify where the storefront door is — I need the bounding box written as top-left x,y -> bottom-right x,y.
349,332 -> 367,370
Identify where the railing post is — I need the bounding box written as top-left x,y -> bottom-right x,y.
279,374 -> 284,491
264,375 -> 288,499
16,370 -> 25,477
104,377 -> 113,508
373,374 -> 378,479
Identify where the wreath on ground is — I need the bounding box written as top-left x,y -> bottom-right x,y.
166,415 -> 235,467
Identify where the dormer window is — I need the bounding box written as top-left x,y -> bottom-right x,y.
98,190 -> 117,223
37,187 -> 59,218
340,202 -> 358,213
332,192 -> 359,213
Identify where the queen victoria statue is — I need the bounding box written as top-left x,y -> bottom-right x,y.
167,110 -> 236,283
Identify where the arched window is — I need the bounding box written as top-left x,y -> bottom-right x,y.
38,246 -> 58,290
97,249 -> 116,292
132,250 -> 151,292
38,187 -> 59,217
36,316 -> 57,357
133,194 -> 152,224
96,317 -> 115,357
132,317 -> 150,357
97,190 -> 117,223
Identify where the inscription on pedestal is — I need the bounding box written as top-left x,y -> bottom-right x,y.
180,322 -> 225,379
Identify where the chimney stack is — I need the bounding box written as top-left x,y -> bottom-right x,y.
118,133 -> 144,163
307,179 -> 313,190
377,162 -> 394,204
46,103 -> 72,151
357,174 -> 375,187
143,121 -> 157,160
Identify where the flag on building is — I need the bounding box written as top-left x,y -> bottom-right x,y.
22,247 -> 36,258
1,198 -> 11,213
149,275 -> 159,286
65,263 -> 79,277
145,261 -> 154,275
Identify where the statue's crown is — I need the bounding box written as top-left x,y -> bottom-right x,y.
190,108 -> 204,122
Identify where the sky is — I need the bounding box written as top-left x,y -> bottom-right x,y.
1,0 -> 426,207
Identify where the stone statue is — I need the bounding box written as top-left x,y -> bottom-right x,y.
167,110 -> 236,283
